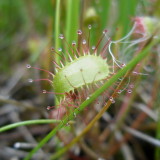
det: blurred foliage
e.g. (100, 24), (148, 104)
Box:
(0, 0), (151, 75)
(0, 0), (52, 73)
(0, 0), (160, 159)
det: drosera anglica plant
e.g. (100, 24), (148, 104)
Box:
(27, 20), (152, 120)
(24, 17), (160, 160)
(27, 27), (111, 120)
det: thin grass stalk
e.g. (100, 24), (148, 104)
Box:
(0, 119), (60, 132)
(55, 0), (61, 64)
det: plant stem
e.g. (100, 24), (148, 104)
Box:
(55, 0), (61, 64)
(0, 119), (60, 132)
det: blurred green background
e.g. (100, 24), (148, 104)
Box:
(0, 0), (160, 160)
(0, 0), (154, 75)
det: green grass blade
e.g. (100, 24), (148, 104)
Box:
(0, 119), (60, 133)
(65, 0), (80, 47)
(117, 0), (138, 36)
(99, 0), (110, 30)
(23, 37), (159, 160)
(55, 0), (61, 64)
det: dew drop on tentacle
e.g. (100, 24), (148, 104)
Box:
(58, 48), (62, 52)
(121, 63), (126, 67)
(14, 142), (21, 149)
(77, 29), (82, 35)
(118, 77), (123, 81)
(42, 90), (47, 94)
(73, 112), (76, 118)
(86, 96), (90, 100)
(26, 64), (31, 69)
(72, 41), (76, 46)
(51, 47), (54, 51)
(127, 89), (132, 94)
(111, 99), (115, 104)
(28, 79), (33, 83)
(132, 71), (138, 75)
(47, 106), (51, 110)
(88, 24), (92, 30)
(59, 34), (64, 39)
(82, 39), (87, 45)
(129, 84), (134, 88)
(103, 29), (108, 35)
(92, 46), (96, 50)
(117, 90), (122, 94)
(109, 96), (115, 103)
